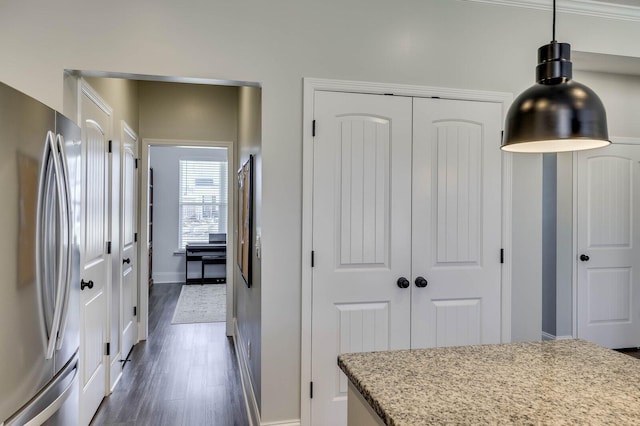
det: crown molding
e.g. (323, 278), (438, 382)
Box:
(462, 0), (640, 22)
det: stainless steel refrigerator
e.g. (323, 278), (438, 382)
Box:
(0, 82), (81, 425)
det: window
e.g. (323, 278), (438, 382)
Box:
(179, 159), (228, 249)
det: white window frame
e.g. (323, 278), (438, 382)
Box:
(178, 156), (228, 250)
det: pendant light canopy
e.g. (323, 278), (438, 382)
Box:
(501, 1), (610, 153)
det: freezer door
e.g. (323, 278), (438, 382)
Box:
(0, 82), (55, 423)
(3, 351), (79, 426)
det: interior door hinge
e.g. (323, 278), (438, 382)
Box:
(500, 248), (504, 264)
(107, 241), (112, 254)
(135, 158), (139, 169)
(311, 251), (315, 268)
(105, 342), (110, 356)
(310, 381), (313, 399)
(134, 232), (138, 242)
(133, 306), (137, 317)
(312, 120), (316, 137)
(108, 140), (112, 153)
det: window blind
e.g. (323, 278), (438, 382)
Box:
(179, 159), (228, 249)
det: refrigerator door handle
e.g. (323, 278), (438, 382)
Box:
(53, 134), (73, 351)
(36, 131), (58, 359)
(3, 353), (79, 426)
(42, 132), (67, 360)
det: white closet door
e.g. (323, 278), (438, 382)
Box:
(577, 143), (640, 349)
(79, 84), (111, 426)
(411, 98), (502, 349)
(311, 91), (413, 426)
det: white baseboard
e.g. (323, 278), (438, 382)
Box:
(234, 319), (261, 426)
(542, 332), (574, 341)
(233, 320), (301, 426)
(555, 335), (574, 340)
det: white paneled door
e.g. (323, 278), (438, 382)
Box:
(310, 92), (503, 426)
(577, 143), (640, 349)
(120, 123), (138, 367)
(79, 83), (111, 426)
(411, 98), (502, 348)
(311, 92), (413, 426)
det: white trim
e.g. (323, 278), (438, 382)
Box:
(462, 0), (640, 22)
(303, 77), (514, 103)
(542, 331), (555, 340)
(542, 332), (575, 340)
(572, 150), (579, 339)
(139, 138), (236, 339)
(301, 77), (514, 426)
(233, 320), (301, 426)
(235, 320), (259, 426)
(78, 79), (113, 123)
(612, 136), (640, 146)
(501, 151), (513, 344)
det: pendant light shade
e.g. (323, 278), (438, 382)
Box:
(501, 4), (610, 153)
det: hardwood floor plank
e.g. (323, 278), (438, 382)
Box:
(90, 283), (248, 426)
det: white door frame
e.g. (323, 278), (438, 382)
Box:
(300, 77), (514, 425)
(120, 120), (139, 352)
(138, 138), (236, 339)
(571, 136), (640, 339)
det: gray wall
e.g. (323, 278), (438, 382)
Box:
(138, 81), (238, 141)
(542, 154), (557, 337)
(3, 0), (640, 422)
(149, 146), (229, 283)
(236, 86), (262, 414)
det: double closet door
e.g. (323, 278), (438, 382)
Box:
(311, 91), (503, 426)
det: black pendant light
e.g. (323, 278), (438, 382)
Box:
(501, 0), (610, 153)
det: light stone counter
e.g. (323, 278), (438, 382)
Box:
(338, 339), (640, 425)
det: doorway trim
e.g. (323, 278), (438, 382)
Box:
(139, 138), (236, 339)
(300, 77), (513, 425)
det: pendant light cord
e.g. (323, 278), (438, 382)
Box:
(552, 0), (556, 42)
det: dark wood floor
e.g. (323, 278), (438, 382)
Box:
(617, 348), (640, 359)
(90, 283), (249, 426)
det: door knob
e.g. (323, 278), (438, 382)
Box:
(580, 254), (590, 262)
(81, 279), (94, 290)
(415, 276), (428, 288)
(123, 258), (131, 264)
(396, 277), (410, 289)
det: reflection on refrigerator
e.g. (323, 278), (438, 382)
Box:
(1, 82), (81, 426)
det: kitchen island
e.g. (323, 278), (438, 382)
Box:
(338, 339), (640, 425)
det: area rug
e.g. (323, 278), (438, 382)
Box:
(172, 284), (226, 324)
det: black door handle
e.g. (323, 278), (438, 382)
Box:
(580, 254), (590, 262)
(396, 277), (410, 289)
(415, 276), (428, 288)
(123, 258), (131, 264)
(81, 279), (94, 290)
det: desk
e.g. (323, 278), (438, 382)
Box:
(185, 243), (226, 284)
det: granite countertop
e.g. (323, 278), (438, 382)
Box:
(338, 339), (640, 425)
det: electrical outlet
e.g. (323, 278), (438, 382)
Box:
(248, 340), (251, 360)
